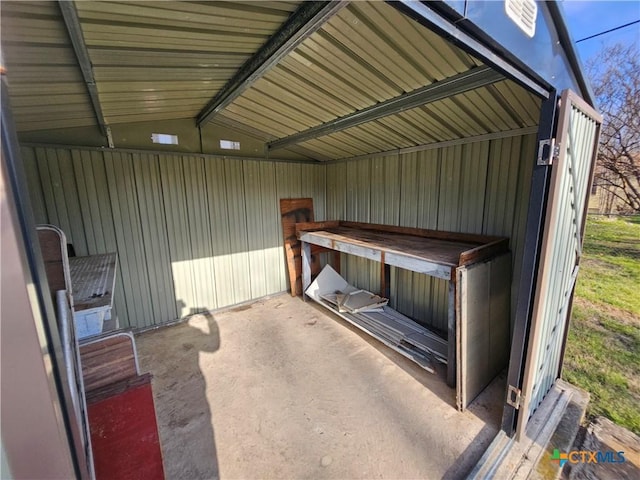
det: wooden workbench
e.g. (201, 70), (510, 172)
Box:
(297, 221), (511, 411)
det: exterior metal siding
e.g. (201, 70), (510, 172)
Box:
(527, 104), (599, 417)
(325, 134), (536, 333)
(23, 145), (326, 329)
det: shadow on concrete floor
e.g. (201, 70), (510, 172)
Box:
(137, 307), (220, 479)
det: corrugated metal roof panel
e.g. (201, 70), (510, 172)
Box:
(218, 1), (483, 141)
(1, 1), (97, 131)
(73, 0), (299, 125)
(218, 1), (541, 160)
(3, 0), (542, 158)
(293, 82), (541, 160)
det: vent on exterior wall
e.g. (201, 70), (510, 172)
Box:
(151, 133), (178, 145)
(220, 140), (240, 150)
(505, 0), (537, 38)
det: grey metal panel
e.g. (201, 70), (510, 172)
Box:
(482, 135), (538, 322)
(394, 153), (419, 318)
(506, 135), (536, 327)
(413, 150), (445, 331)
(71, 149), (126, 325)
(196, 1), (346, 126)
(70, 150), (98, 254)
(329, 162), (346, 220)
(457, 252), (512, 409)
(52, 149), (88, 255)
(267, 67), (504, 151)
(312, 164), (327, 221)
(435, 146), (465, 334)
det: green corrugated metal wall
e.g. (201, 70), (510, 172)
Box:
(24, 134), (534, 332)
(22, 145), (325, 329)
(326, 134), (537, 333)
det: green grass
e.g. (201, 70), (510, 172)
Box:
(563, 215), (640, 435)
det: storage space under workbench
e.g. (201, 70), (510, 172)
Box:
(297, 221), (512, 411)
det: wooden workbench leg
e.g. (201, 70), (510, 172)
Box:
(301, 241), (311, 299)
(380, 262), (390, 299)
(332, 251), (341, 274)
(447, 280), (456, 388)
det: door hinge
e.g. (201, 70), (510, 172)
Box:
(507, 385), (523, 409)
(537, 138), (559, 166)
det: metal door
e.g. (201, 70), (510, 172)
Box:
(515, 90), (602, 438)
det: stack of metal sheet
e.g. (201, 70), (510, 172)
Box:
(306, 265), (447, 372)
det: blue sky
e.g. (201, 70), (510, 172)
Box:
(559, 0), (640, 64)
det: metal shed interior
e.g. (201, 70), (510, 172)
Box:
(1, 1), (601, 477)
(2, 0), (543, 331)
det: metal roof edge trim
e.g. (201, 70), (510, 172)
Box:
(545, 2), (596, 108)
(19, 143), (320, 165)
(324, 126), (539, 164)
(391, 1), (550, 100)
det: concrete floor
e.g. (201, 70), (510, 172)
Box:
(137, 293), (505, 479)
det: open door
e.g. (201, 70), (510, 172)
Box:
(508, 90), (602, 439)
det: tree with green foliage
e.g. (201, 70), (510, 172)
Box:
(588, 44), (640, 213)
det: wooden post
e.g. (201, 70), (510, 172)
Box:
(380, 255), (390, 299)
(332, 251), (341, 274)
